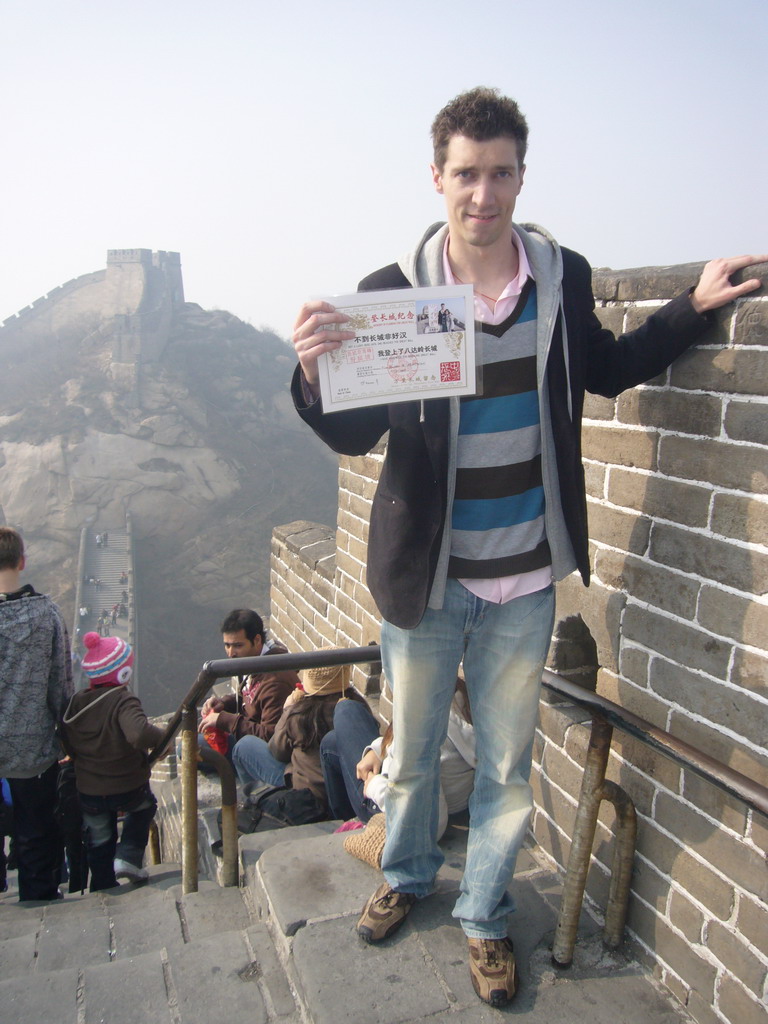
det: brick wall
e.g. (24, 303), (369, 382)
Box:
(269, 264), (767, 1023)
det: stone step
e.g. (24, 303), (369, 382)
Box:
(0, 822), (694, 1024)
(0, 863), (300, 1024)
(243, 822), (693, 1024)
(0, 866), (252, 979)
(0, 926), (300, 1024)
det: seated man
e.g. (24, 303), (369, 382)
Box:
(198, 609), (300, 760)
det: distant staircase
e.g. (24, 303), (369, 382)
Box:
(76, 527), (133, 688)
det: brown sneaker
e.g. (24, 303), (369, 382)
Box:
(467, 937), (518, 1007)
(356, 883), (417, 943)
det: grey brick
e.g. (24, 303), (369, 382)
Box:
(670, 346), (768, 397)
(597, 672), (671, 730)
(734, 297), (768, 346)
(668, 713), (768, 790)
(649, 659), (767, 749)
(655, 793), (767, 900)
(681, 770), (749, 836)
(584, 392), (617, 420)
(584, 460), (607, 498)
(619, 645), (650, 688)
(736, 894), (768, 952)
(607, 467), (711, 528)
(594, 549), (699, 618)
(668, 890), (705, 944)
(588, 502), (652, 555)
(698, 584), (768, 649)
(593, 303), (626, 334)
(687, 988), (728, 1024)
(658, 433), (768, 495)
(649, 520), (768, 595)
(711, 493), (768, 547)
(706, 919), (766, 997)
(167, 929), (268, 1024)
(717, 974), (768, 1024)
(622, 604), (731, 678)
(593, 264), (706, 303)
(290, 915), (451, 1024)
(612, 730), (682, 794)
(554, 575), (626, 673)
(0, 966), (79, 1024)
(627, 899), (717, 1002)
(724, 398), (768, 445)
(83, 950), (172, 1024)
(582, 423), (658, 470)
(617, 388), (722, 437)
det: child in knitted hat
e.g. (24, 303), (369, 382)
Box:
(61, 632), (165, 890)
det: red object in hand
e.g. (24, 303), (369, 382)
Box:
(202, 727), (229, 755)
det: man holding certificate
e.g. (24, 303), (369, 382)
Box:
(290, 87), (765, 1008)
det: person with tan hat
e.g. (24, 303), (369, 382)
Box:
(232, 657), (370, 817)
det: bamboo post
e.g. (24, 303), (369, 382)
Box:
(147, 820), (161, 865)
(601, 780), (637, 948)
(198, 746), (239, 888)
(180, 706), (199, 894)
(552, 715), (613, 966)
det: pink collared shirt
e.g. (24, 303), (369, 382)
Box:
(443, 230), (553, 604)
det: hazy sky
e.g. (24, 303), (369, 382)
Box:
(2, 0), (766, 338)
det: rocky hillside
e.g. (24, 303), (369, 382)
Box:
(0, 302), (339, 714)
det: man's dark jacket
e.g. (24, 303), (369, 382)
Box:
(292, 227), (711, 629)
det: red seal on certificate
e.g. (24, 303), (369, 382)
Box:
(387, 354), (418, 383)
(440, 361), (461, 382)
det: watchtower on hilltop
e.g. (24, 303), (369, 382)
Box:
(0, 248), (185, 368)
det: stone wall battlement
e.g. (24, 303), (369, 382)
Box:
(0, 249), (184, 366)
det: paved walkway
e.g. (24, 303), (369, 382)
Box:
(76, 528), (131, 686)
(0, 817), (693, 1024)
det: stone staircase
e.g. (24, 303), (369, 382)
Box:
(80, 528), (131, 642)
(0, 863), (297, 1024)
(0, 821), (695, 1024)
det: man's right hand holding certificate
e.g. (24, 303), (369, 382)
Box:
(292, 299), (355, 400)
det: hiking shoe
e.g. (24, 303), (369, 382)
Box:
(467, 937), (518, 1007)
(114, 858), (148, 883)
(357, 883), (417, 943)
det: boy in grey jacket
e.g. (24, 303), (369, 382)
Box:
(0, 526), (73, 901)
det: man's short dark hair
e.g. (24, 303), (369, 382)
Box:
(0, 527), (24, 571)
(431, 87), (529, 171)
(220, 608), (265, 643)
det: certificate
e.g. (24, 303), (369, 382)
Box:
(317, 284), (476, 412)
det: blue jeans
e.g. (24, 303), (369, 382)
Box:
(320, 699), (381, 821)
(381, 579), (555, 939)
(79, 784), (157, 891)
(232, 736), (286, 788)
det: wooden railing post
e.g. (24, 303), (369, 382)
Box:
(180, 705), (199, 894)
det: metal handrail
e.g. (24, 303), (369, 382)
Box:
(148, 645), (768, 910)
(540, 667), (768, 966)
(148, 645), (382, 767)
(540, 668), (768, 817)
(150, 645), (383, 892)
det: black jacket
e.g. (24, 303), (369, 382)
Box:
(292, 245), (710, 628)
